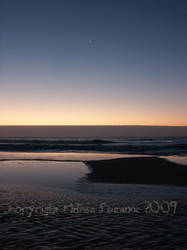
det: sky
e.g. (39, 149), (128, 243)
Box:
(0, 0), (187, 126)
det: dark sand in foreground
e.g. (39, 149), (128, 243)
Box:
(0, 183), (187, 249)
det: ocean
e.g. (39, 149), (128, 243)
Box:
(0, 136), (187, 155)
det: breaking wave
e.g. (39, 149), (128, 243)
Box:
(0, 136), (187, 155)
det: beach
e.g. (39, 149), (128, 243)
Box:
(2, 0), (187, 247)
(1, 0), (187, 247)
(0, 152), (187, 249)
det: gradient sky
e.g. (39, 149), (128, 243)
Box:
(1, 0), (187, 125)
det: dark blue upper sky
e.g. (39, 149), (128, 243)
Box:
(1, 0), (187, 125)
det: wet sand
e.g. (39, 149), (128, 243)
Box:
(86, 157), (187, 186)
(0, 157), (187, 249)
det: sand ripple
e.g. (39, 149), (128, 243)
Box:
(0, 184), (187, 249)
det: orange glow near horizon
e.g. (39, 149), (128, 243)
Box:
(1, 106), (187, 126)
(1, 79), (187, 127)
(1, 71), (187, 127)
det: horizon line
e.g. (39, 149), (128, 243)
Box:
(1, 125), (187, 127)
